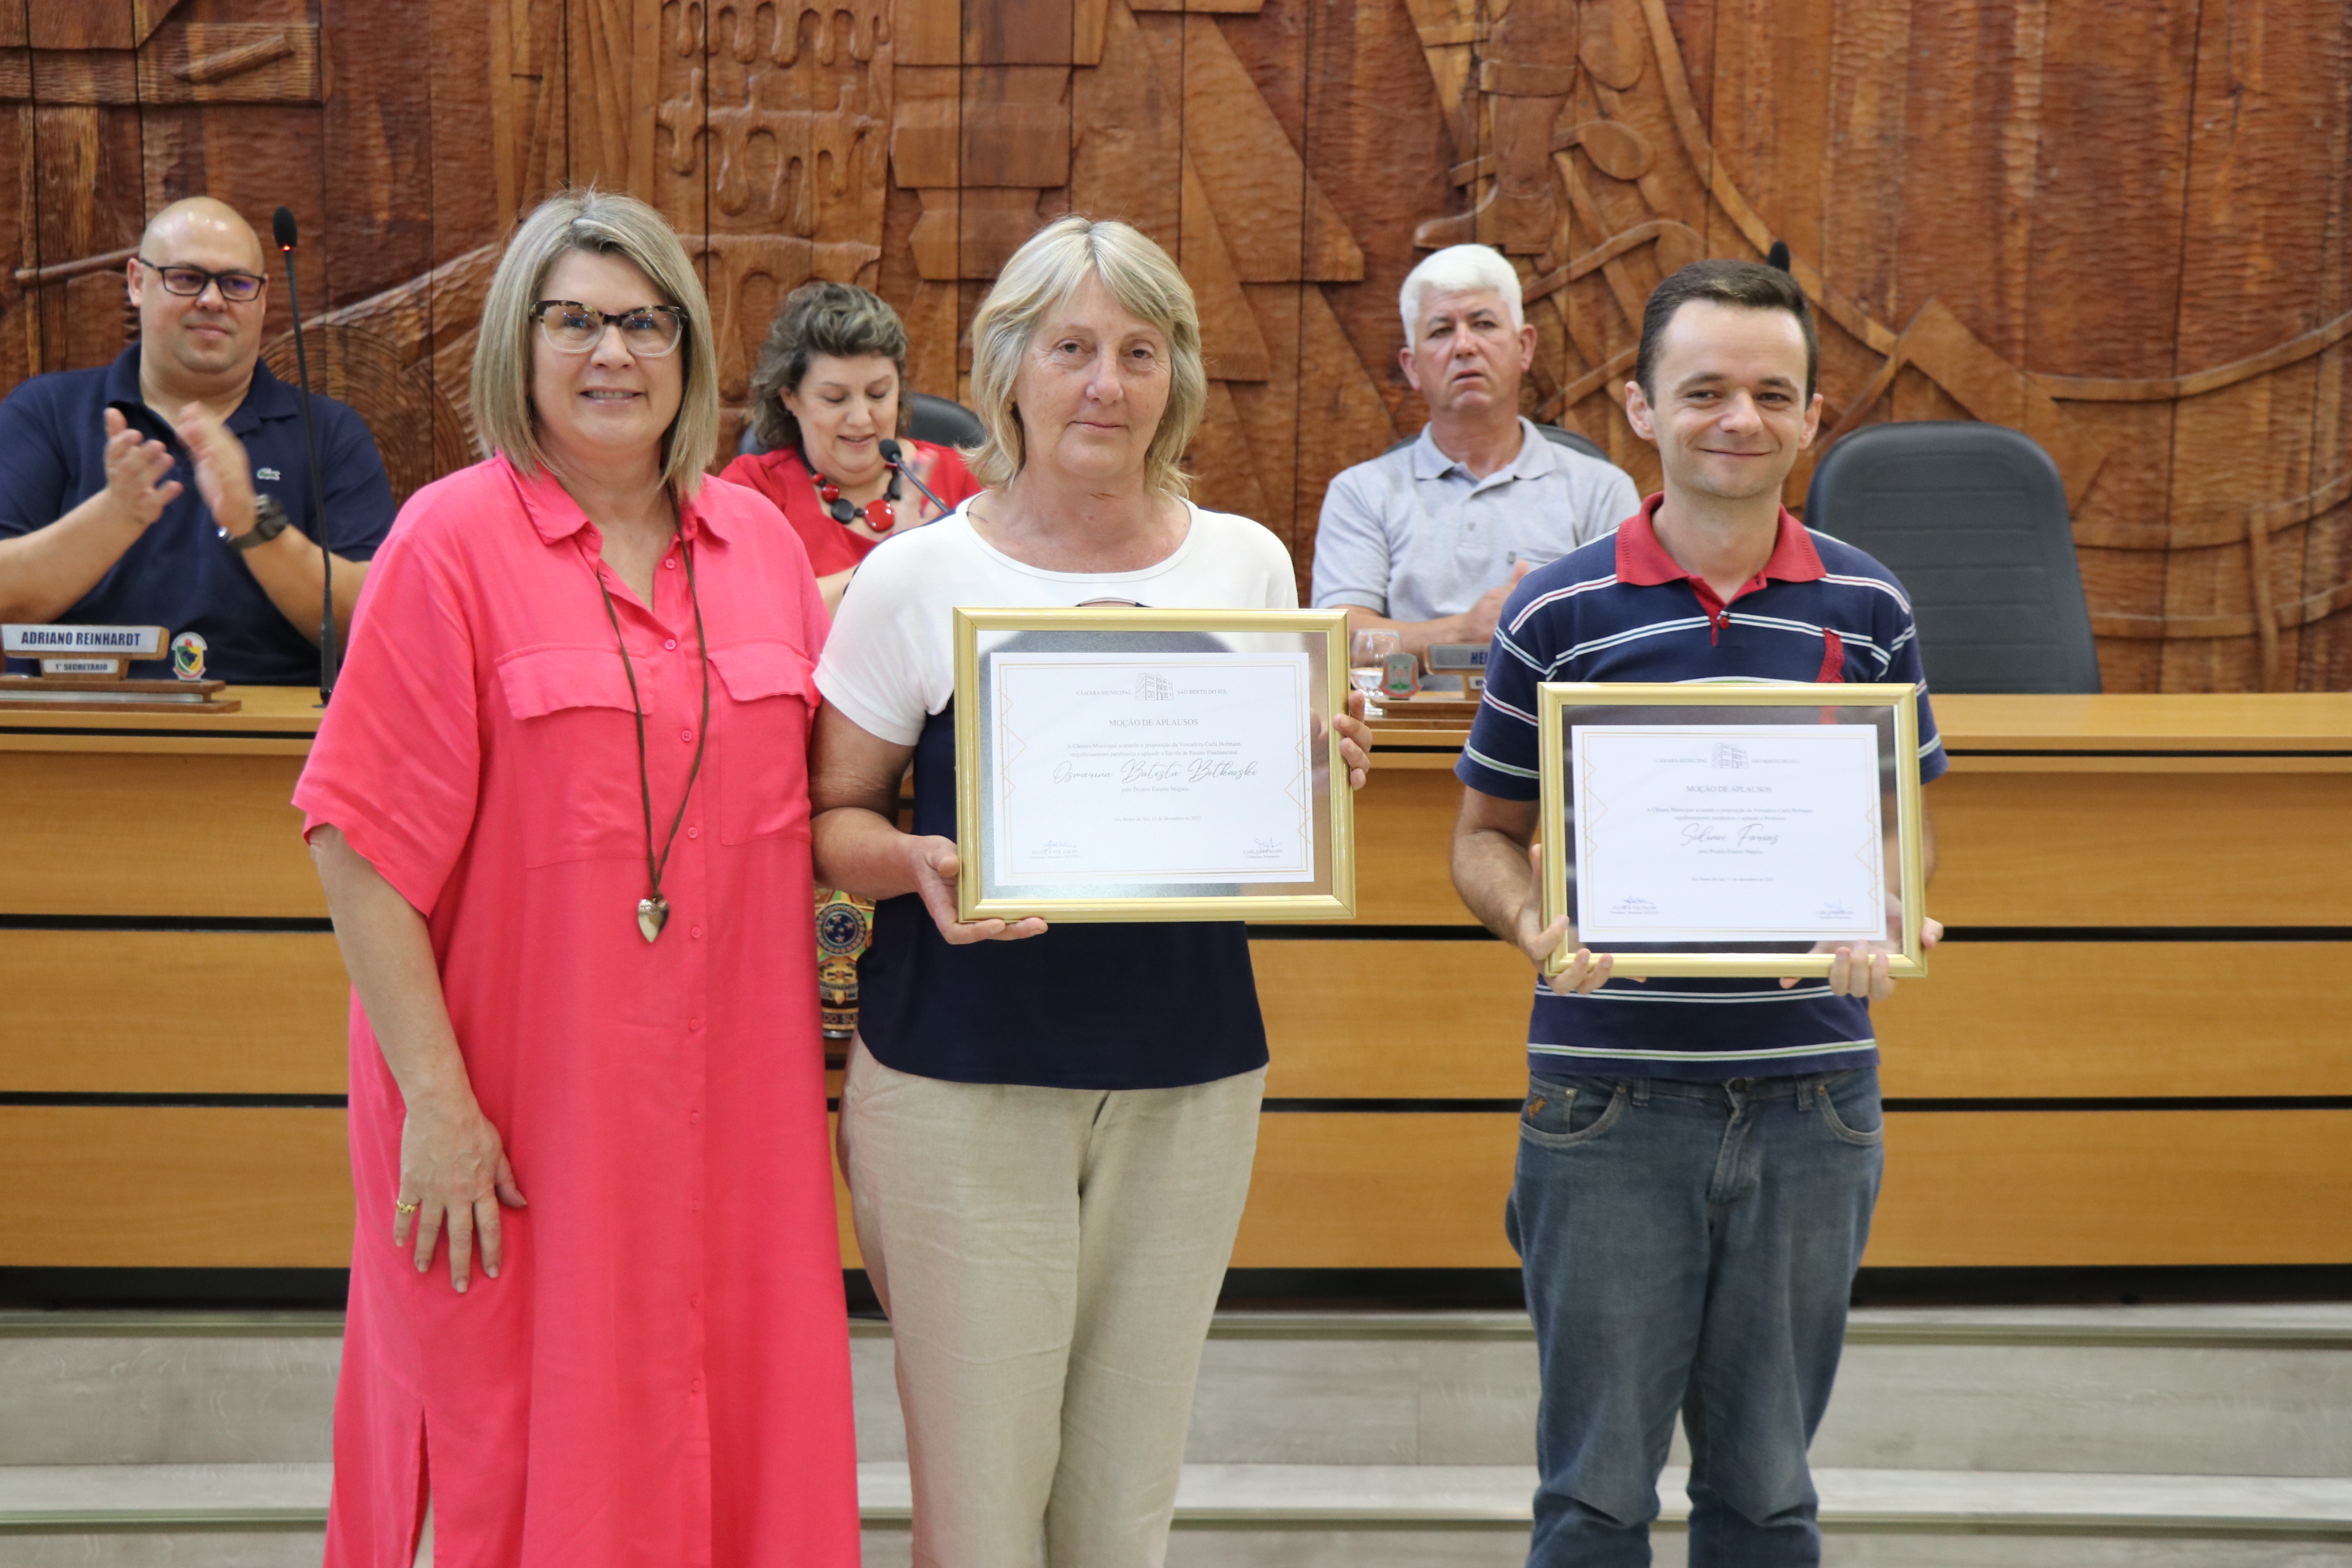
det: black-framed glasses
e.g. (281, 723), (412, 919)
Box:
(532, 300), (687, 357)
(135, 257), (266, 303)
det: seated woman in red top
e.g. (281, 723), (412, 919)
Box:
(719, 281), (981, 613)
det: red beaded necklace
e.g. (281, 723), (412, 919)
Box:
(808, 454), (903, 534)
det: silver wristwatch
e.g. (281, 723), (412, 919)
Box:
(221, 493), (291, 552)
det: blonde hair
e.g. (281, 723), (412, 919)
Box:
(470, 188), (719, 492)
(967, 215), (1204, 498)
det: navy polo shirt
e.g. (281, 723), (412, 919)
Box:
(1457, 494), (1948, 1083)
(0, 345), (395, 684)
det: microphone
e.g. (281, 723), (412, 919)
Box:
(1766, 239), (1792, 273)
(879, 438), (951, 518)
(273, 205), (336, 703)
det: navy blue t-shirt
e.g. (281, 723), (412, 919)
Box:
(818, 501), (1296, 1091)
(1456, 496), (1947, 1084)
(0, 345), (396, 683)
(854, 699), (1272, 1090)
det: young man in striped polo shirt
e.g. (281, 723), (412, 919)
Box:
(1451, 258), (1946, 1567)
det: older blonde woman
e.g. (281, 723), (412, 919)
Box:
(810, 215), (1372, 1567)
(294, 190), (856, 1566)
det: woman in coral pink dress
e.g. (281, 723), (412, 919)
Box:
(294, 190), (858, 1566)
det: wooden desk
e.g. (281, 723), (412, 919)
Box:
(4, 692), (2348, 1273)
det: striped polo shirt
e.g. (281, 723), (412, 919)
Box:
(1455, 493), (1949, 1083)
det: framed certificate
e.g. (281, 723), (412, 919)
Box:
(952, 607), (1356, 922)
(1536, 683), (1930, 978)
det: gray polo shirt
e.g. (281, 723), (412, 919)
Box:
(1310, 419), (1640, 624)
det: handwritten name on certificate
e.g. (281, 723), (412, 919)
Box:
(991, 651), (1316, 884)
(1571, 724), (1886, 943)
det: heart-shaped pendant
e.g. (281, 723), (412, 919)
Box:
(637, 895), (669, 942)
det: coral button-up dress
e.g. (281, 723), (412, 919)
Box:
(293, 454), (857, 1568)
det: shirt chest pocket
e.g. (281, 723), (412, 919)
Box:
(708, 641), (816, 846)
(496, 647), (649, 869)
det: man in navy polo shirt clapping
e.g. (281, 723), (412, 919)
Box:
(1451, 258), (1946, 1567)
(0, 197), (394, 684)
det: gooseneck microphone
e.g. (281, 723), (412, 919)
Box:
(273, 205), (336, 703)
(878, 438), (951, 518)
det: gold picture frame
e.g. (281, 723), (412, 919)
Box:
(952, 607), (1357, 923)
(1536, 682), (1930, 979)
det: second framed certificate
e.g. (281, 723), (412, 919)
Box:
(1537, 682), (1931, 979)
(953, 607), (1356, 923)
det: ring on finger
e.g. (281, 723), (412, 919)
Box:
(395, 1199), (420, 1216)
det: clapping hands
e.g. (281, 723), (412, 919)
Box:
(98, 408), (183, 530)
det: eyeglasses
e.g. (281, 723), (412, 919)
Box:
(532, 300), (687, 357)
(135, 257), (266, 303)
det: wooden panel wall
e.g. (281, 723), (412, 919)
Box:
(7, 722), (2347, 1272)
(2, 0), (2347, 688)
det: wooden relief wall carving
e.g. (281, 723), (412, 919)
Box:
(4, 0), (2346, 690)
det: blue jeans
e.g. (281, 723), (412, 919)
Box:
(1506, 1067), (1885, 1568)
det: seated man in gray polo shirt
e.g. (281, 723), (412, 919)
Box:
(1312, 244), (1639, 654)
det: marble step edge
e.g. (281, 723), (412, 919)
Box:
(1193, 1306), (2352, 1350)
(7, 1465), (2352, 1541)
(0, 1312), (342, 1340)
(0, 1508), (324, 1534)
(9, 1306), (2352, 1350)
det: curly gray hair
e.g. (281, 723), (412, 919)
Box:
(748, 281), (910, 455)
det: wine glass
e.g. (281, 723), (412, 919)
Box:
(1351, 629), (1403, 718)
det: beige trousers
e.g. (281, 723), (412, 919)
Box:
(839, 1039), (1265, 1568)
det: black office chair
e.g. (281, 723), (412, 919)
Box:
(1382, 422), (1611, 462)
(1804, 421), (2101, 693)
(737, 391), (987, 456)
(906, 391), (986, 449)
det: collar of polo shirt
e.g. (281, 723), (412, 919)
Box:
(1408, 415), (1559, 488)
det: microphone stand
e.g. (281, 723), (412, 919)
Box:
(879, 438), (951, 517)
(274, 213), (335, 703)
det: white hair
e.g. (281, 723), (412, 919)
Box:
(1398, 244), (1525, 348)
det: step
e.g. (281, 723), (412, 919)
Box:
(10, 1306), (2350, 1479)
(0, 1463), (329, 1568)
(1161, 1306), (2352, 1477)
(1822, 1306), (2352, 1481)
(861, 1307), (2352, 1477)
(0, 1312), (339, 1467)
(6, 1462), (2350, 1568)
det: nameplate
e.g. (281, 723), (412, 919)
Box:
(1425, 642), (1489, 698)
(2, 624), (169, 658)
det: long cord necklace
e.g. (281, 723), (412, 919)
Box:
(808, 454), (902, 533)
(595, 530), (710, 942)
